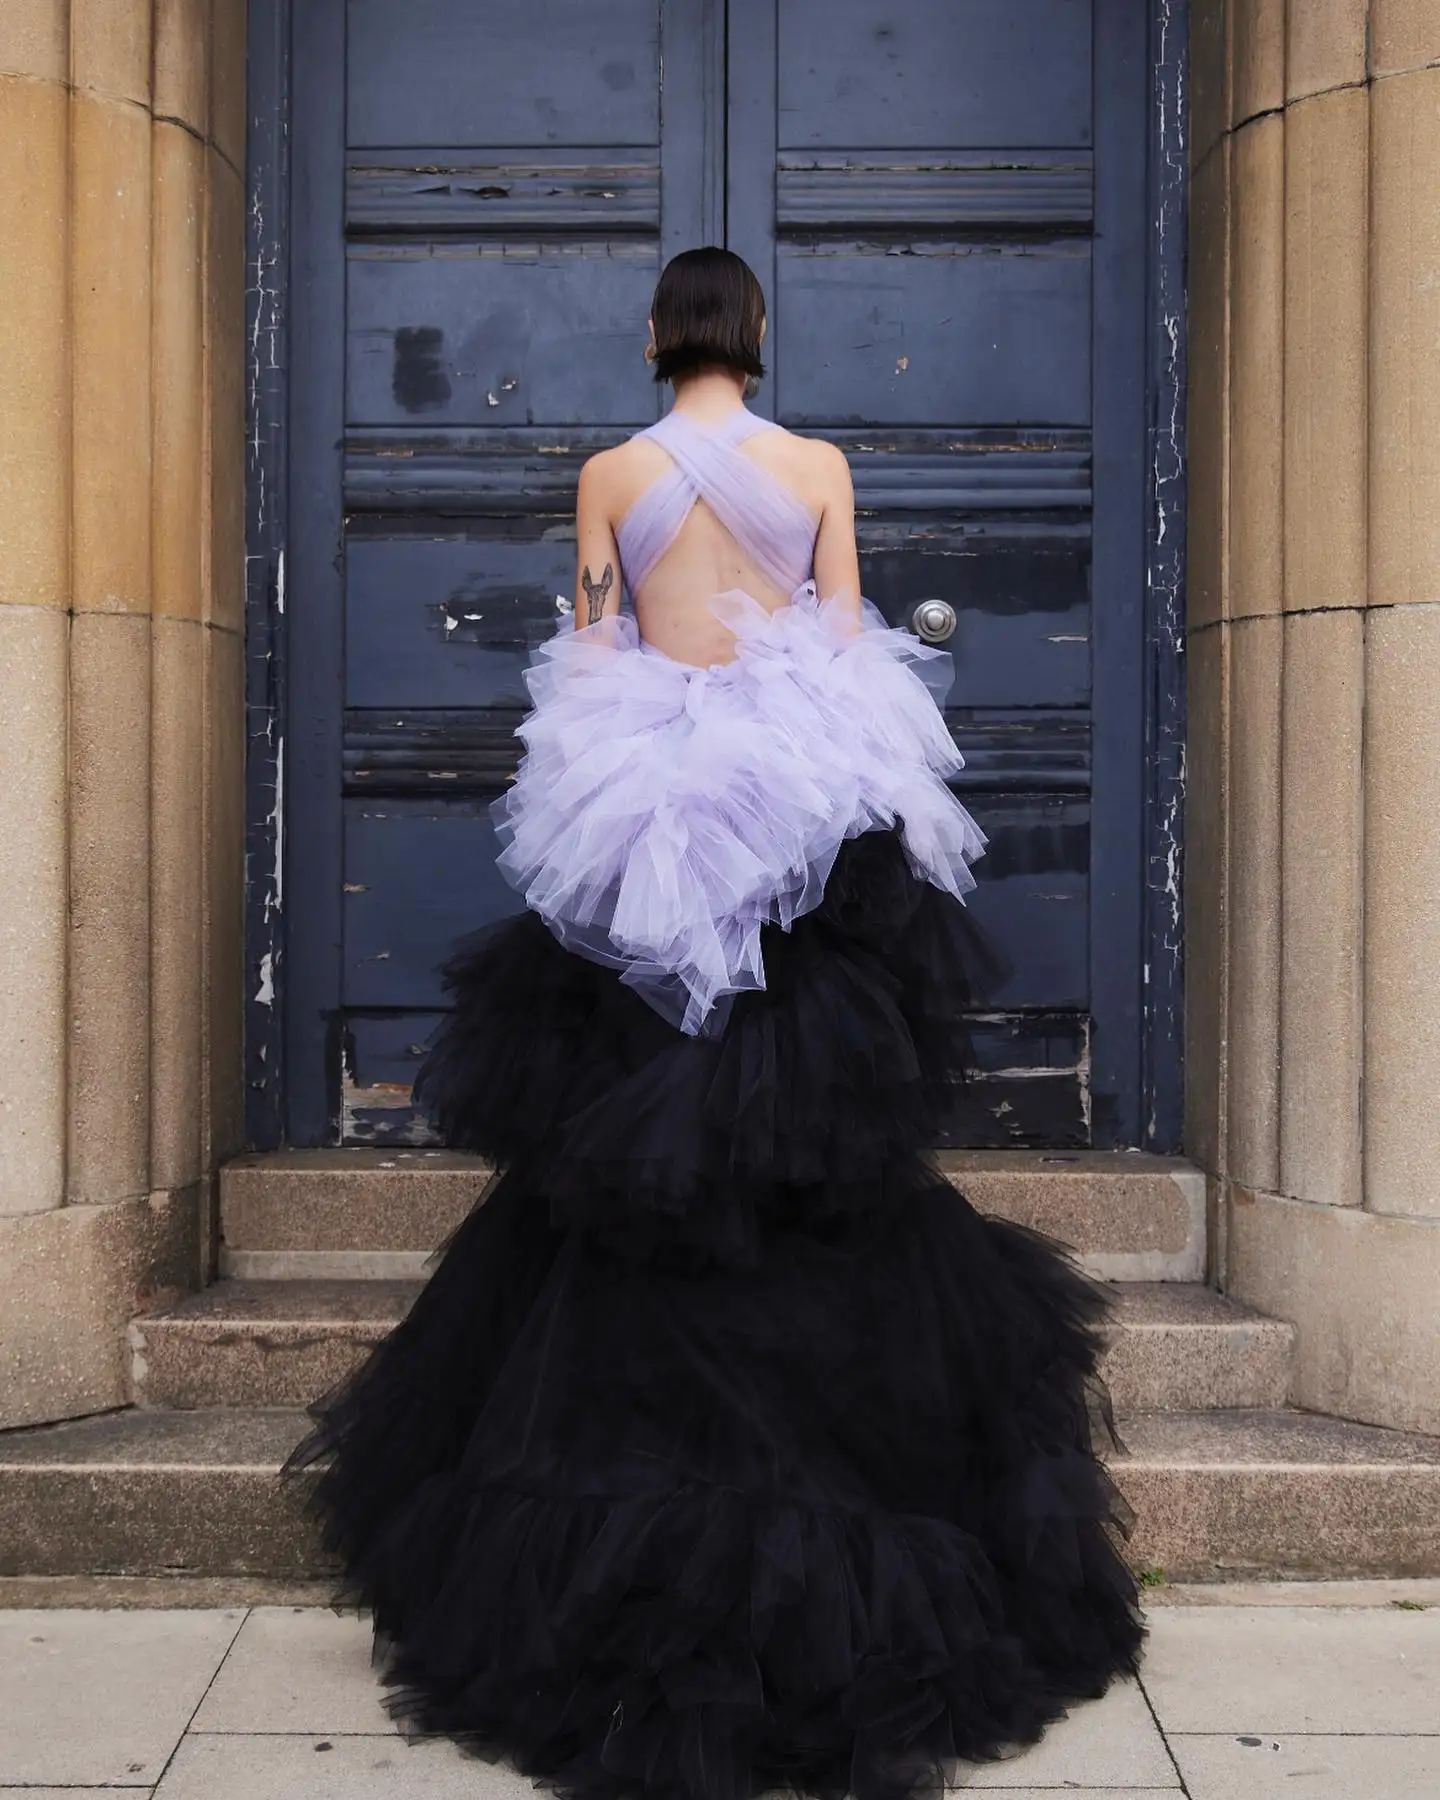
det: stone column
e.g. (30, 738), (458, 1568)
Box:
(1188, 0), (1440, 1435)
(0, 0), (246, 1429)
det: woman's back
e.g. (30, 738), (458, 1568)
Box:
(583, 407), (857, 667)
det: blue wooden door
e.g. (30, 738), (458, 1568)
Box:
(274, 0), (1169, 1150)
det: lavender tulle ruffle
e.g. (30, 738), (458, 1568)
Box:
(493, 584), (987, 1034)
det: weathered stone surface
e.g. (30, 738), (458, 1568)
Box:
(0, 1), (68, 81)
(1227, 1184), (1440, 1436)
(71, 90), (152, 615)
(70, 0), (152, 107)
(204, 625), (247, 1173)
(220, 1151), (491, 1260)
(1173, 1734), (1440, 1797)
(1187, 145), (1230, 630)
(0, 1574), (334, 1609)
(67, 611), (152, 1206)
(0, 75), (68, 611)
(219, 1151), (1208, 1284)
(1190, 0), (1231, 172)
(1369, 67), (1440, 610)
(1115, 1408), (1440, 1581)
(946, 1153), (1206, 1282)
(0, 0), (271, 1442)
(1142, 1602), (1440, 1731)
(152, 123), (206, 624)
(1224, 615), (1283, 1192)
(188, 1606), (394, 1735)
(1363, 606), (1440, 1219)
(7, 1402), (1440, 1579)
(0, 1608), (244, 1788)
(1146, 1577), (1440, 1607)
(0, 1189), (200, 1430)
(209, 0), (247, 172)
(222, 1249), (437, 1280)
(1205, 1171), (1226, 1292)
(0, 607), (67, 1218)
(1371, 0), (1440, 71)
(0, 1408), (321, 1577)
(163, 1734), (549, 1800)
(1104, 1285), (1293, 1412)
(1286, 0), (1368, 99)
(1184, 624), (1228, 1175)
(153, 0), (209, 138)
(132, 1279), (1291, 1413)
(1228, 115), (1285, 619)
(150, 618), (206, 1194)
(206, 151), (246, 632)
(1279, 609), (1363, 1208)
(1231, 0), (1284, 124)
(1283, 87), (1368, 613)
(132, 1280), (420, 1408)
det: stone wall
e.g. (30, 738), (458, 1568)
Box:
(0, 0), (246, 1427)
(1187, 0), (1440, 1434)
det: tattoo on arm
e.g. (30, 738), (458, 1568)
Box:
(581, 562), (614, 625)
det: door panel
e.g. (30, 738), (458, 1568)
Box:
(280, 0), (1159, 1150)
(346, 534), (573, 710)
(861, 527), (1092, 710)
(347, 244), (660, 426)
(776, 244), (1092, 426)
(776, 0), (1092, 149)
(346, 0), (661, 148)
(345, 806), (510, 1010)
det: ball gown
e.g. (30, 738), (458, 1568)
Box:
(287, 404), (1145, 1800)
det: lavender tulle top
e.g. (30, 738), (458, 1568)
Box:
(492, 405), (987, 1035)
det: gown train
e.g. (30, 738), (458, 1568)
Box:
(286, 405), (1145, 1800)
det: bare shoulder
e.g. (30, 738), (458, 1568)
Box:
(806, 436), (854, 500)
(577, 436), (670, 524)
(748, 425), (851, 512)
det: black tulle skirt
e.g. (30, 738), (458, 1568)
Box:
(288, 830), (1144, 1800)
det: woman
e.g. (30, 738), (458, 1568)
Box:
(290, 247), (1144, 1800)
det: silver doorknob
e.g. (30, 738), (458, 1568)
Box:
(911, 598), (956, 643)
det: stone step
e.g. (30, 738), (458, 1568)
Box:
(0, 1409), (321, 1581)
(1104, 1284), (1294, 1412)
(129, 1279), (1294, 1415)
(129, 1281), (418, 1412)
(219, 1148), (1207, 1283)
(1114, 1409), (1440, 1581)
(3, 1404), (1437, 1581)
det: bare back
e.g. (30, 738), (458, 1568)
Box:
(573, 408), (862, 668)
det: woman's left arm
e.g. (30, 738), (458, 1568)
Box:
(811, 442), (863, 631)
(574, 454), (624, 630)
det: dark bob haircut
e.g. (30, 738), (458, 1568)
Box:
(649, 246), (766, 386)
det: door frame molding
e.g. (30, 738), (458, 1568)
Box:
(242, 0), (1189, 1152)
(243, 0), (291, 1149)
(1141, 0), (1189, 1151)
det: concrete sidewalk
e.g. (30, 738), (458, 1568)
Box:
(1, 1591), (1437, 1799)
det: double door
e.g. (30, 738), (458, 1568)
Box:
(275, 0), (1163, 1149)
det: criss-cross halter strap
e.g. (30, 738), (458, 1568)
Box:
(615, 406), (821, 601)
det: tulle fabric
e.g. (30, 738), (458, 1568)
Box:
(289, 832), (1145, 1800)
(418, 829), (1003, 1259)
(615, 404), (818, 598)
(493, 585), (987, 1035)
